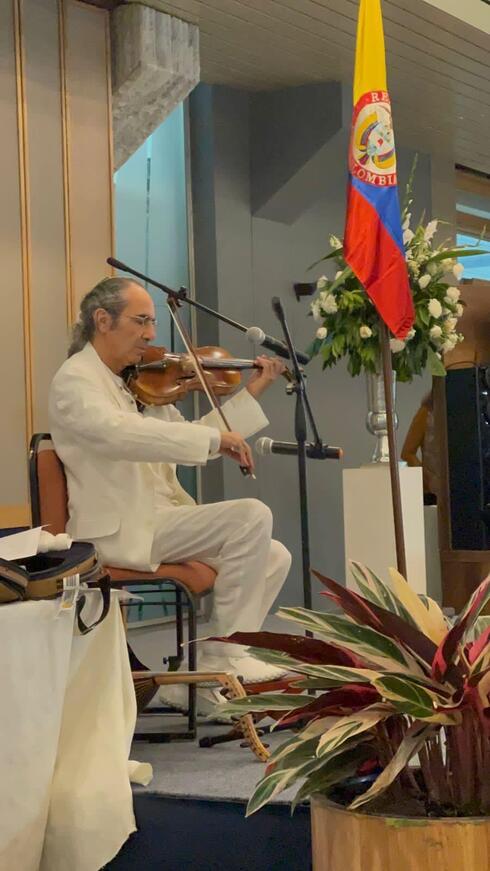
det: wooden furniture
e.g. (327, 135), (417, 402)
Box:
(132, 669), (270, 761)
(311, 794), (490, 870)
(433, 280), (490, 610)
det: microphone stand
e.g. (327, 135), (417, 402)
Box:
(271, 297), (334, 612)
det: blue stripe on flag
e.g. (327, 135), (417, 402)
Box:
(351, 176), (405, 255)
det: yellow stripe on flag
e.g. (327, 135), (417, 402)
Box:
(353, 0), (387, 105)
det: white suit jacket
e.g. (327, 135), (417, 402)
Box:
(48, 343), (269, 570)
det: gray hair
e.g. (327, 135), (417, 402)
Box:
(68, 277), (135, 357)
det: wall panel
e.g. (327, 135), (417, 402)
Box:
(0, 0), (113, 527)
(64, 0), (113, 310)
(23, 0), (68, 433)
(0, 0), (29, 524)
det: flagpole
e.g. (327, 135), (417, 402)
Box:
(379, 319), (407, 578)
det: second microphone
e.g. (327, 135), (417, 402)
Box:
(255, 437), (342, 461)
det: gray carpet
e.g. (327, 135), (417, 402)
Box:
(131, 717), (298, 804)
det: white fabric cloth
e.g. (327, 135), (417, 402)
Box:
(150, 499), (291, 661)
(0, 593), (139, 871)
(49, 342), (269, 571)
(38, 531), (72, 552)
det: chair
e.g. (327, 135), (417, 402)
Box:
(28, 433), (217, 741)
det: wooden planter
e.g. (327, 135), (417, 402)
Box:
(311, 794), (490, 870)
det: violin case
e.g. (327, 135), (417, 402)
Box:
(0, 541), (111, 634)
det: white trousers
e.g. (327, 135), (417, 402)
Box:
(150, 498), (291, 662)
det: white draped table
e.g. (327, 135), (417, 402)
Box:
(0, 592), (140, 871)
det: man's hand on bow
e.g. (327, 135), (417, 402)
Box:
(219, 431), (255, 473)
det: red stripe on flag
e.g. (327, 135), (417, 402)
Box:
(344, 184), (414, 339)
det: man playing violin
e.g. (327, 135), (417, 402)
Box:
(49, 277), (291, 714)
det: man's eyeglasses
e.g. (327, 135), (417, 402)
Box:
(123, 314), (158, 328)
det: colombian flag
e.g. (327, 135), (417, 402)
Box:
(343, 0), (414, 339)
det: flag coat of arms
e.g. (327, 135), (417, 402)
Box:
(343, 0), (414, 339)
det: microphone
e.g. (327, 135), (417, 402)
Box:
(255, 437), (343, 461)
(245, 326), (310, 365)
(107, 256), (130, 272)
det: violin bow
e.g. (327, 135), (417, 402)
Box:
(165, 296), (255, 479)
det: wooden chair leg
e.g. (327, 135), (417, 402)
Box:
(133, 671), (270, 761)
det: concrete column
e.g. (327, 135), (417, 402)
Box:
(111, 3), (199, 168)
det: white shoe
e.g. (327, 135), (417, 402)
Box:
(227, 655), (290, 685)
(198, 653), (290, 685)
(158, 683), (231, 721)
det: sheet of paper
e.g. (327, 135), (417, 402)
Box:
(0, 527), (43, 561)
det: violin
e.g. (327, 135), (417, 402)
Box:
(124, 344), (293, 407)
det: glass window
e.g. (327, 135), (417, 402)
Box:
(114, 105), (199, 627)
(456, 234), (490, 281)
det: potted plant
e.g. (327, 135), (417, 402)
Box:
(216, 563), (490, 869)
(305, 170), (483, 462)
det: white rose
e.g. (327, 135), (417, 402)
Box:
(329, 235), (342, 250)
(445, 317), (458, 332)
(428, 262), (442, 277)
(445, 286), (460, 302)
(316, 275), (328, 290)
(322, 295), (338, 314)
(442, 337), (458, 353)
(456, 303), (464, 317)
(403, 229), (415, 245)
(428, 298), (443, 318)
(311, 300), (323, 322)
(458, 333), (465, 343)
(390, 338), (405, 353)
(406, 328), (416, 340)
(316, 327), (327, 340)
(359, 325), (373, 339)
(418, 274), (431, 289)
(430, 325), (442, 339)
(453, 262), (464, 280)
(424, 220), (438, 242)
(441, 258), (455, 270)
(335, 270), (343, 280)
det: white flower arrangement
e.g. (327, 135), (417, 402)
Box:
(306, 166), (482, 382)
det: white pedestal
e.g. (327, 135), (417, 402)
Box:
(343, 465), (426, 595)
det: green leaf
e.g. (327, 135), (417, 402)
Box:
(329, 266), (353, 293)
(268, 717), (337, 767)
(246, 768), (299, 816)
(267, 735), (321, 773)
(373, 675), (436, 719)
(349, 721), (434, 810)
(428, 248), (486, 262)
(249, 737), (370, 816)
(308, 248), (345, 271)
(349, 561), (417, 627)
(305, 338), (322, 359)
(332, 334), (345, 357)
(244, 648), (377, 685)
(427, 346), (446, 377)
(316, 703), (393, 758)
(214, 692), (309, 720)
(278, 607), (415, 672)
(290, 677), (349, 690)
(290, 744), (372, 812)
